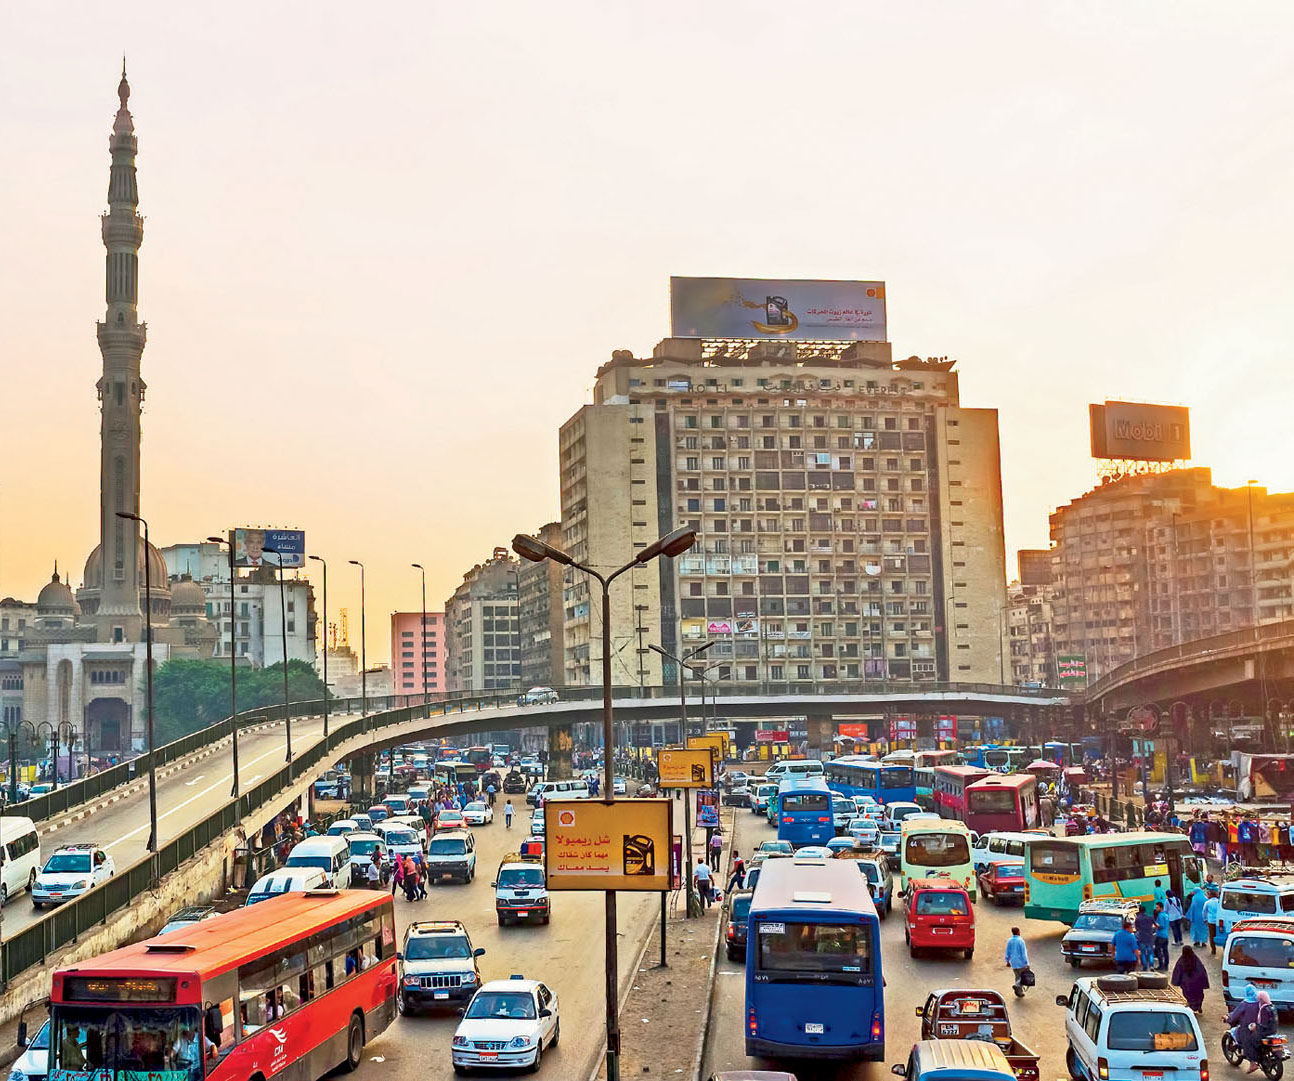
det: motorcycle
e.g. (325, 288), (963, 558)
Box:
(1222, 1029), (1288, 1081)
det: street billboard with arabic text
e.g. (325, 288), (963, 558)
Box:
(231, 527), (306, 568)
(657, 748), (714, 789)
(543, 798), (673, 892)
(671, 277), (887, 342)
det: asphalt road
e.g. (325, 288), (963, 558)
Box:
(703, 806), (1256, 1080)
(348, 800), (658, 1081)
(1, 712), (349, 940)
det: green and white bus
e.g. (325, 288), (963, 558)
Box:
(1024, 832), (1205, 925)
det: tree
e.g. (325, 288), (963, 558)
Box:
(151, 659), (326, 746)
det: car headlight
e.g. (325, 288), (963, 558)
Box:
(74, 879), (91, 890)
(507, 1036), (532, 1049)
(403, 976), (419, 986)
(462, 972), (478, 984)
(451, 1036), (469, 1047)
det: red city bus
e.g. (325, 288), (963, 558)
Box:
(963, 773), (1040, 835)
(49, 890), (396, 1081)
(465, 746), (493, 773)
(933, 765), (992, 821)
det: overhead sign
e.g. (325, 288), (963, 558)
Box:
(671, 276), (887, 342)
(837, 722), (871, 740)
(543, 798), (673, 892)
(1089, 401), (1190, 462)
(1017, 549), (1053, 586)
(657, 748), (714, 789)
(231, 528), (307, 568)
(755, 729), (789, 743)
(1057, 654), (1088, 689)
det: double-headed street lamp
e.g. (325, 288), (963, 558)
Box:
(512, 525), (696, 1081)
(309, 555), (329, 739)
(348, 561), (367, 717)
(262, 546), (293, 762)
(411, 563), (428, 708)
(115, 511), (158, 870)
(206, 535), (242, 797)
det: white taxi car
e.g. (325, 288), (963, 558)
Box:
(463, 801), (494, 826)
(32, 843), (114, 908)
(451, 976), (559, 1073)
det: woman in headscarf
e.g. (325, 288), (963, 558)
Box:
(1185, 887), (1208, 947)
(1170, 945), (1209, 1012)
(1227, 985), (1278, 1072)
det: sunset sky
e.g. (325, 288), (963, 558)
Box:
(4, 3), (1293, 666)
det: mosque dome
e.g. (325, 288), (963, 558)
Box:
(82, 541), (170, 593)
(170, 576), (208, 616)
(37, 569), (77, 615)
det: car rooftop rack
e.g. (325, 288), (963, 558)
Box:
(1095, 985), (1188, 1005)
(1230, 865), (1294, 880)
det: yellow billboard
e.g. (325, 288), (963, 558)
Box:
(657, 748), (714, 789)
(686, 733), (727, 761)
(544, 798), (674, 892)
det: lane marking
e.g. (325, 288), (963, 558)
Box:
(184, 776), (206, 787)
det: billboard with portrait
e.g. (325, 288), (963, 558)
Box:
(671, 277), (887, 341)
(232, 528), (307, 568)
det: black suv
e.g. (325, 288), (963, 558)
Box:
(397, 920), (486, 1013)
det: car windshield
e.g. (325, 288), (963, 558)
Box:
(327, 824), (354, 836)
(44, 854), (91, 874)
(348, 839), (379, 856)
(916, 891), (969, 916)
(285, 855), (332, 872)
(465, 992), (535, 1020)
(1228, 935), (1294, 968)
(1224, 890), (1278, 914)
(880, 833), (900, 846)
(429, 838), (466, 855)
(52, 1005), (205, 1081)
(465, 803), (486, 812)
(761, 842), (792, 854)
(32, 1021), (49, 1051)
(384, 830), (418, 845)
(405, 935), (471, 960)
(1106, 1010), (1198, 1051)
(500, 867), (545, 887)
(731, 895), (753, 921)
(1074, 913), (1126, 932)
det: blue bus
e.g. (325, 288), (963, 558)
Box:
(745, 855), (885, 1060)
(824, 757), (917, 806)
(775, 777), (835, 846)
(963, 744), (1025, 772)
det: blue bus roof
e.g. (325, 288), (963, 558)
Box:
(750, 855), (877, 918)
(776, 775), (831, 793)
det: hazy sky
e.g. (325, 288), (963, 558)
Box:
(4, 3), (1293, 666)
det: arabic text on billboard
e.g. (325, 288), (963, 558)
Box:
(670, 277), (887, 342)
(1058, 654), (1088, 688)
(543, 798), (672, 892)
(231, 528), (306, 568)
(755, 729), (789, 743)
(657, 748), (714, 789)
(1089, 401), (1190, 463)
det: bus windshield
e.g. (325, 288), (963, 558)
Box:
(755, 921), (872, 981)
(905, 833), (970, 867)
(968, 789), (1017, 814)
(52, 1004), (204, 1081)
(881, 768), (913, 788)
(985, 750), (1009, 768)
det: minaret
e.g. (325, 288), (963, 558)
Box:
(94, 60), (147, 642)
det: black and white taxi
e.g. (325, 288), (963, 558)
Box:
(451, 975), (559, 1073)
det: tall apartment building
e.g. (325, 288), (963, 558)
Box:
(1048, 468), (1294, 681)
(517, 522), (566, 688)
(559, 337), (1008, 686)
(390, 610), (445, 697)
(444, 549), (519, 692)
(1006, 580), (1059, 686)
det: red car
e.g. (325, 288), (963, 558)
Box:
(435, 808), (466, 832)
(905, 878), (975, 959)
(977, 860), (1026, 906)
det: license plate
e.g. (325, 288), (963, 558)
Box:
(516, 910), (529, 917)
(1255, 979), (1278, 987)
(479, 1052), (497, 1059)
(1142, 1072), (1163, 1077)
(805, 1023), (824, 1034)
(1011, 886), (1023, 891)
(434, 992), (448, 1000)
(933, 927), (952, 934)
(1082, 945), (1099, 952)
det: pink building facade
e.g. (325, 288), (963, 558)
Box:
(390, 610), (445, 697)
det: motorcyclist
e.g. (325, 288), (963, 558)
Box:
(1227, 985), (1279, 1073)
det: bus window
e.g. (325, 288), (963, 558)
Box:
(905, 832), (969, 867)
(1029, 842), (1080, 875)
(757, 922), (872, 976)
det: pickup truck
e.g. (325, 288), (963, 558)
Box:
(915, 988), (1040, 1081)
(492, 853), (550, 926)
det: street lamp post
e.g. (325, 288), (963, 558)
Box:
(349, 561), (367, 717)
(309, 556), (329, 740)
(1248, 479), (1259, 628)
(411, 564), (428, 709)
(115, 512), (158, 871)
(207, 536), (242, 797)
(513, 525), (696, 1081)
(648, 640), (713, 919)
(262, 546), (293, 763)
(35, 722), (55, 790)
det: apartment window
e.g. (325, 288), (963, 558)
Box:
(711, 456), (725, 470)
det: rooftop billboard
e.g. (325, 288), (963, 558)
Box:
(1089, 401), (1190, 462)
(231, 528), (306, 568)
(670, 276), (887, 342)
(1017, 549), (1053, 586)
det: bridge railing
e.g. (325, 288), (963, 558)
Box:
(1083, 619), (1294, 701)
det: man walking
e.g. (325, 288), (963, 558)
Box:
(709, 829), (723, 871)
(1005, 927), (1030, 998)
(504, 799), (514, 829)
(1203, 886), (1222, 955)
(726, 851), (746, 894)
(1153, 902), (1171, 972)
(1134, 903), (1156, 971)
(693, 859), (714, 910)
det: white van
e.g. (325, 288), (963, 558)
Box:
(246, 867), (329, 905)
(1056, 973), (1206, 1081)
(0, 817), (40, 905)
(1223, 916), (1294, 1008)
(971, 831), (1044, 873)
(1218, 876), (1294, 936)
(283, 836), (350, 887)
(765, 760), (825, 781)
(526, 778), (591, 807)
